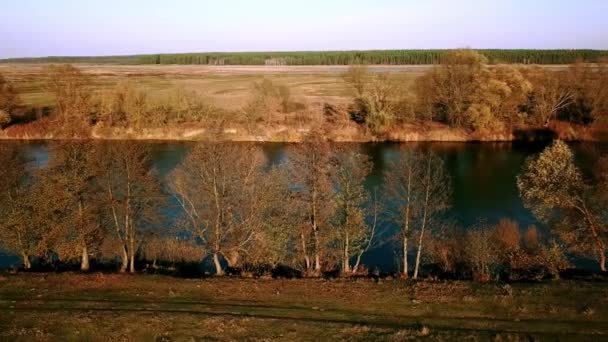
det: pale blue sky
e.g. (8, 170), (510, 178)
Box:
(1, 0), (607, 58)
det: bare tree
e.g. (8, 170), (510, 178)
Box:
(343, 65), (369, 98)
(412, 152), (451, 279)
(36, 142), (102, 271)
(332, 146), (376, 274)
(465, 222), (498, 282)
(0, 145), (38, 269)
(246, 166), (301, 267)
(384, 149), (419, 278)
(44, 64), (93, 131)
(385, 149), (451, 279)
(97, 80), (146, 127)
(288, 135), (335, 274)
(94, 142), (164, 273)
(169, 143), (267, 275)
(566, 60), (608, 124)
(524, 67), (574, 126)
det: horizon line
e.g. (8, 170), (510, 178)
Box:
(3, 48), (608, 61)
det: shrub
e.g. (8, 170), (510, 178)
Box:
(465, 225), (498, 282)
(243, 79), (300, 125)
(0, 110), (11, 128)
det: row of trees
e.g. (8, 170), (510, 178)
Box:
(0, 138), (449, 278)
(0, 143), (161, 272)
(6, 49), (604, 65)
(344, 50), (608, 133)
(132, 49), (608, 65)
(2, 50), (607, 66)
(1, 139), (606, 277)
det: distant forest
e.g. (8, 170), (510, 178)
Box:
(2, 49), (608, 65)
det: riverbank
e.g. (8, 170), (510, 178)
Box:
(2, 62), (606, 143)
(1, 120), (605, 142)
(0, 273), (606, 340)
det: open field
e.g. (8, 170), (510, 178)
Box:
(1, 62), (604, 142)
(0, 273), (607, 340)
(0, 64), (427, 109)
(0, 63), (568, 109)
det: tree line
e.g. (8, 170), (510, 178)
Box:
(1, 138), (606, 279)
(344, 50), (608, 134)
(2, 49), (607, 65)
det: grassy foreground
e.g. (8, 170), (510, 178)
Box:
(0, 273), (607, 341)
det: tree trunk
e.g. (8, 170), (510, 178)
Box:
(402, 166), (412, 279)
(402, 237), (408, 278)
(119, 246), (128, 273)
(129, 250), (135, 273)
(353, 254), (362, 274)
(578, 203), (607, 272)
(343, 233), (351, 274)
(213, 253), (224, 276)
(78, 201), (89, 272)
(301, 231), (311, 271)
(413, 155), (433, 280)
(413, 229), (425, 279)
(226, 250), (240, 268)
(313, 229), (321, 272)
(129, 230), (136, 273)
(21, 252), (31, 270)
(80, 244), (90, 272)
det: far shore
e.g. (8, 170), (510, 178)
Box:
(1, 121), (605, 143)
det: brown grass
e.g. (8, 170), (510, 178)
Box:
(0, 273), (607, 340)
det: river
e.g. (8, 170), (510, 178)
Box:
(1, 141), (606, 271)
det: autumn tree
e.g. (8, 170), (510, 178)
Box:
(465, 222), (498, 282)
(411, 152), (451, 279)
(288, 135), (335, 274)
(94, 142), (165, 273)
(465, 66), (531, 132)
(246, 166), (301, 267)
(36, 142), (102, 271)
(523, 67), (574, 126)
(244, 79), (293, 125)
(492, 218), (521, 270)
(517, 140), (607, 271)
(0, 73), (20, 127)
(343, 65), (369, 98)
(0, 145), (38, 269)
(565, 60), (608, 124)
(414, 49), (487, 128)
(344, 65), (400, 132)
(169, 143), (268, 275)
(416, 50), (532, 132)
(331, 147), (376, 274)
(384, 149), (418, 278)
(44, 64), (93, 130)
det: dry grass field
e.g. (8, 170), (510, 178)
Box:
(2, 63), (593, 143)
(0, 273), (607, 340)
(0, 64), (426, 110)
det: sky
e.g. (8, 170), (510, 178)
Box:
(1, 0), (607, 58)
